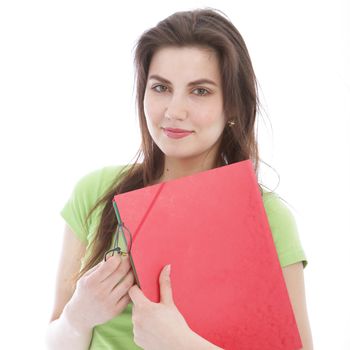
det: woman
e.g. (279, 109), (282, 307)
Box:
(46, 8), (313, 349)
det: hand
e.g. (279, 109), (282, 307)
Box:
(128, 264), (193, 350)
(65, 254), (135, 332)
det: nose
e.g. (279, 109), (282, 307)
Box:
(165, 93), (188, 121)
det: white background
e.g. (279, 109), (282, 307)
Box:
(0, 0), (349, 349)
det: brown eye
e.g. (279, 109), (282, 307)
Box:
(193, 88), (209, 96)
(153, 85), (168, 93)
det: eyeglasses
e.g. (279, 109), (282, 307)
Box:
(104, 201), (141, 288)
(104, 221), (132, 260)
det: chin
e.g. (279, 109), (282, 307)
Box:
(161, 150), (194, 159)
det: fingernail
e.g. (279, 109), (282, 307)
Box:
(166, 264), (171, 275)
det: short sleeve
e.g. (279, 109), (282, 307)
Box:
(263, 192), (308, 269)
(60, 166), (124, 243)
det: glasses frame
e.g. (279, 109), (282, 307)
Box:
(103, 201), (141, 288)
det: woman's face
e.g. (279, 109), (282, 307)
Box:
(143, 46), (226, 164)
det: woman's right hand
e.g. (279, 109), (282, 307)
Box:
(64, 254), (135, 332)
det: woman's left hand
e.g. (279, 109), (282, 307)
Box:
(128, 264), (194, 350)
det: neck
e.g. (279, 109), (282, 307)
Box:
(159, 152), (220, 183)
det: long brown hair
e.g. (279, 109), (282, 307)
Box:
(76, 8), (262, 281)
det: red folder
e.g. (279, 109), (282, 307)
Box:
(113, 159), (302, 350)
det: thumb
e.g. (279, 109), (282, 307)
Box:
(128, 284), (147, 307)
(160, 264), (173, 305)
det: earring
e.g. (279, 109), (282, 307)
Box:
(227, 120), (235, 127)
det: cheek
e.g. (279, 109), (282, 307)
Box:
(194, 106), (225, 129)
(144, 93), (164, 125)
(192, 96), (224, 123)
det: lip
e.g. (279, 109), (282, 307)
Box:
(162, 127), (194, 139)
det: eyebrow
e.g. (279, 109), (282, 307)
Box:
(148, 74), (218, 87)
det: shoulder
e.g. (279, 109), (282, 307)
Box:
(72, 165), (127, 199)
(75, 164), (125, 186)
(60, 165), (127, 240)
(261, 188), (307, 268)
(262, 189), (296, 224)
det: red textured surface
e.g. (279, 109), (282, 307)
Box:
(114, 160), (302, 350)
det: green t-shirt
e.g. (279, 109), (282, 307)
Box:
(60, 165), (307, 350)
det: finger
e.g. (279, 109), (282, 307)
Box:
(82, 260), (104, 278)
(100, 256), (131, 286)
(111, 269), (135, 300)
(113, 293), (132, 315)
(160, 264), (173, 305)
(128, 284), (148, 306)
(95, 255), (122, 282)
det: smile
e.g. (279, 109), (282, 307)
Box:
(162, 127), (194, 139)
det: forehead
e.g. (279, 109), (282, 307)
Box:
(148, 46), (221, 83)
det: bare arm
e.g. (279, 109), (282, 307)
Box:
(45, 224), (135, 349)
(45, 224), (93, 350)
(282, 262), (314, 350)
